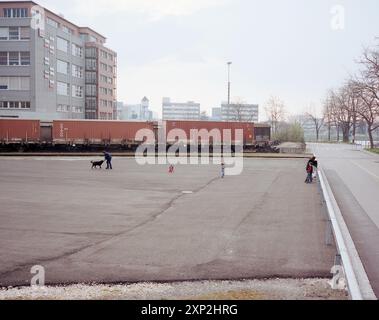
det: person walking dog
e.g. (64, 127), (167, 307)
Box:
(104, 151), (113, 170)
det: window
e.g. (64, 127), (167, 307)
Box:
(0, 52), (7, 65)
(20, 52), (30, 65)
(9, 77), (19, 90)
(72, 64), (83, 78)
(62, 26), (73, 34)
(72, 85), (83, 98)
(8, 27), (19, 40)
(9, 52), (19, 65)
(0, 77), (30, 90)
(57, 37), (68, 53)
(0, 77), (8, 90)
(0, 27), (31, 41)
(0, 101), (8, 108)
(0, 28), (7, 40)
(20, 77), (30, 90)
(3, 9), (12, 17)
(57, 104), (71, 112)
(86, 47), (97, 58)
(100, 75), (113, 84)
(85, 84), (97, 96)
(57, 81), (69, 96)
(72, 106), (83, 113)
(86, 59), (97, 71)
(72, 44), (83, 57)
(20, 27), (30, 40)
(3, 8), (28, 18)
(20, 101), (30, 109)
(86, 97), (97, 108)
(46, 17), (59, 28)
(9, 101), (19, 109)
(57, 60), (69, 74)
(85, 72), (97, 83)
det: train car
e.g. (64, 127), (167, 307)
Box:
(254, 124), (271, 143)
(52, 120), (156, 145)
(0, 119), (40, 143)
(164, 120), (255, 146)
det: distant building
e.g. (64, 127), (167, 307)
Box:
(211, 107), (222, 121)
(221, 103), (259, 122)
(200, 111), (209, 121)
(116, 101), (123, 120)
(118, 97), (153, 121)
(162, 97), (200, 120)
(0, 1), (117, 120)
(292, 114), (328, 141)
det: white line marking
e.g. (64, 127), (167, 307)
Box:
(351, 161), (379, 180)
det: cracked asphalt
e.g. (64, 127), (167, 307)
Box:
(0, 157), (336, 287)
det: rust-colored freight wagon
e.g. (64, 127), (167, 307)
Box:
(165, 120), (255, 145)
(0, 119), (40, 143)
(52, 120), (156, 145)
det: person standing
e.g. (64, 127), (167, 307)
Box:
(305, 156), (317, 184)
(305, 161), (313, 183)
(310, 156), (318, 180)
(221, 162), (225, 179)
(104, 151), (113, 170)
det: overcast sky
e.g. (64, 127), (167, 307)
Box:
(32, 0), (379, 120)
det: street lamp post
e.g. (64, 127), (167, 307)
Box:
(227, 61), (232, 106)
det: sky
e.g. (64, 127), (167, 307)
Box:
(30, 0), (379, 120)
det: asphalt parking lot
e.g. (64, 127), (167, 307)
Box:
(0, 157), (336, 287)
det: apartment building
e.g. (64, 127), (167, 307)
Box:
(162, 97), (200, 121)
(0, 1), (117, 120)
(221, 102), (259, 122)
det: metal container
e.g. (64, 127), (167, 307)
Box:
(52, 120), (156, 144)
(0, 119), (40, 143)
(165, 120), (255, 145)
(254, 124), (271, 142)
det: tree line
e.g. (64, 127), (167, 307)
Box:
(323, 45), (379, 148)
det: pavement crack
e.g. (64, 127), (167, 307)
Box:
(0, 175), (220, 280)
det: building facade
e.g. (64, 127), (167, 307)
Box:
(118, 97), (153, 121)
(0, 1), (117, 120)
(211, 107), (222, 121)
(162, 97), (200, 121)
(221, 103), (259, 122)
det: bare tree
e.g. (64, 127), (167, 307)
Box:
(306, 104), (324, 142)
(323, 95), (334, 142)
(264, 96), (286, 135)
(350, 48), (379, 148)
(327, 86), (355, 143)
(227, 98), (255, 122)
(351, 80), (379, 149)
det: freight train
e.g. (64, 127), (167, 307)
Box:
(0, 119), (272, 152)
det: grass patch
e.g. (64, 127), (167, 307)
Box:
(366, 148), (379, 155)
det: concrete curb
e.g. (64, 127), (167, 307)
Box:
(318, 168), (377, 300)
(0, 153), (313, 159)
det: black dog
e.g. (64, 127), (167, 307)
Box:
(91, 160), (104, 169)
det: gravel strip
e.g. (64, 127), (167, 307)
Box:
(0, 278), (348, 300)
